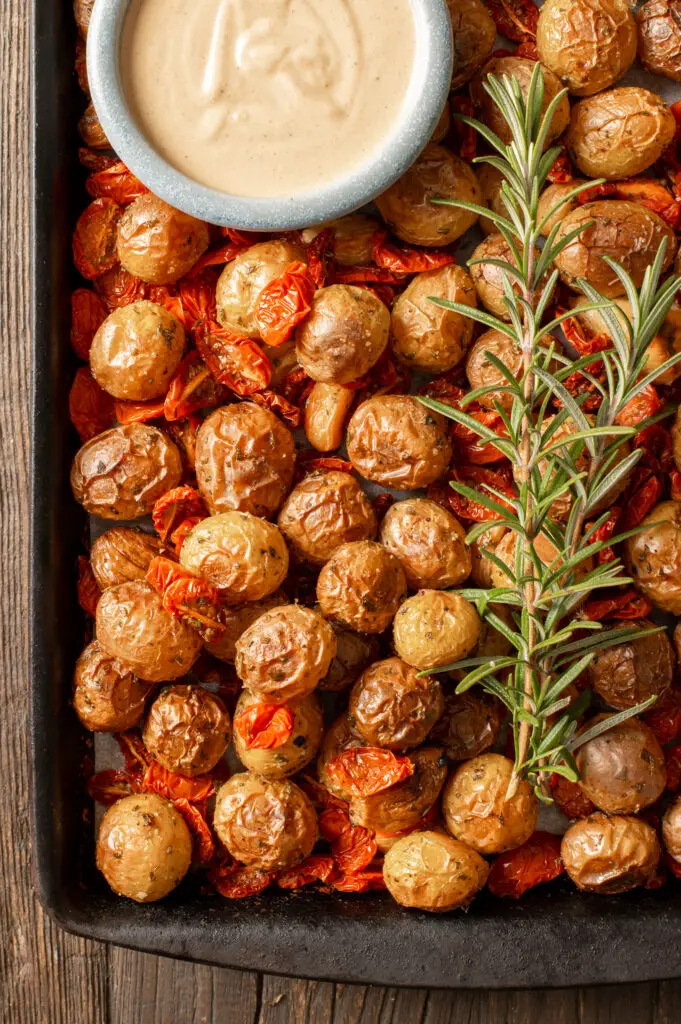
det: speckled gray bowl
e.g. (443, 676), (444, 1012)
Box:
(86, 0), (453, 230)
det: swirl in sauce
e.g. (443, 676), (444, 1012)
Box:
(121, 0), (416, 198)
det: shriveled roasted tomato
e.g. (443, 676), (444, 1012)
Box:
(77, 555), (101, 617)
(249, 390), (303, 428)
(589, 507), (621, 564)
(666, 746), (681, 793)
(79, 148), (118, 173)
(549, 774), (595, 820)
(146, 555), (223, 642)
(69, 367), (115, 442)
(277, 854), (336, 889)
(152, 486), (207, 543)
(87, 769), (138, 806)
(73, 198), (121, 280)
(307, 227), (335, 289)
(333, 265), (406, 286)
(484, 0), (538, 42)
(577, 180), (681, 230)
(583, 587), (653, 621)
(644, 687), (681, 745)
(208, 859), (275, 899)
(429, 464), (516, 522)
(113, 398), (166, 424)
(254, 261), (316, 347)
(318, 804), (377, 873)
(620, 465), (663, 531)
(371, 231), (455, 274)
(163, 352), (228, 421)
(617, 385), (664, 428)
(450, 96), (477, 162)
(194, 321), (272, 395)
(177, 270), (218, 328)
(95, 266), (148, 310)
(487, 831), (563, 898)
(70, 289), (107, 360)
(116, 730), (150, 777)
(547, 147), (573, 185)
(86, 162), (148, 205)
(173, 797), (215, 865)
(233, 704), (295, 750)
(166, 415), (201, 473)
(330, 870), (386, 893)
(324, 748), (415, 798)
(142, 760), (215, 803)
(186, 239), (250, 278)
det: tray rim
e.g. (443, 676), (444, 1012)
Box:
(28, 0), (681, 990)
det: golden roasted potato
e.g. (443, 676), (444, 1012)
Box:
(470, 234), (552, 321)
(637, 0), (681, 80)
(316, 540), (407, 634)
(195, 403), (296, 518)
(465, 329), (523, 411)
(586, 620), (674, 710)
(96, 793), (192, 902)
(576, 715), (666, 814)
(447, 0), (497, 89)
(116, 195), (209, 284)
(346, 396), (452, 490)
(74, 639), (149, 732)
(204, 592), (289, 664)
(537, 0), (637, 96)
(70, 423), (182, 520)
(349, 747), (448, 832)
(625, 500), (681, 614)
(561, 813), (660, 893)
(215, 240), (306, 339)
(349, 657), (445, 751)
(470, 523), (509, 587)
(234, 604), (337, 701)
(471, 57), (570, 148)
(303, 383), (355, 453)
(295, 285), (389, 385)
(393, 591), (481, 671)
(379, 498), (471, 590)
(431, 103), (451, 144)
(317, 619), (381, 693)
(567, 88), (676, 180)
(180, 512), (289, 602)
(554, 201), (676, 297)
(277, 472), (377, 567)
(96, 580), (202, 682)
(374, 144), (481, 247)
(390, 265), (477, 374)
(89, 301), (185, 401)
(663, 795), (681, 861)
(233, 689), (324, 778)
(142, 685), (231, 777)
(301, 215), (378, 267)
(90, 527), (167, 591)
(537, 182), (587, 237)
(383, 830), (489, 911)
(477, 165), (506, 236)
(78, 101), (108, 148)
(442, 754), (538, 854)
(213, 774), (317, 871)
(430, 691), (502, 761)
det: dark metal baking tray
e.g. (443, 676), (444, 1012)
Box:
(29, 0), (681, 988)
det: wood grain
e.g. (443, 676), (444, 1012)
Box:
(1, 0), (680, 1018)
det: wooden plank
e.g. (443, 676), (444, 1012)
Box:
(332, 983), (428, 1023)
(578, 983), (656, 1024)
(109, 949), (260, 1024)
(257, 976), (335, 1024)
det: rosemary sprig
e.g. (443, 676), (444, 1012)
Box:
(418, 64), (681, 801)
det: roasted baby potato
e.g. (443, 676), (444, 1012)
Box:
(379, 498), (471, 591)
(90, 526), (167, 591)
(303, 383), (356, 453)
(625, 500), (681, 614)
(576, 715), (666, 814)
(278, 471), (377, 567)
(447, 0), (497, 89)
(430, 691), (502, 762)
(349, 657), (445, 751)
(586, 620), (674, 710)
(471, 57), (570, 147)
(537, 0), (637, 96)
(470, 234), (552, 321)
(71, 423), (183, 520)
(637, 0), (681, 81)
(96, 793), (192, 902)
(74, 639), (149, 732)
(561, 813), (660, 893)
(465, 329), (523, 411)
(204, 592), (290, 664)
(301, 215), (379, 267)
(316, 540), (407, 634)
(142, 684), (231, 777)
(390, 265), (477, 374)
(375, 144), (481, 247)
(89, 301), (185, 401)
(383, 830), (489, 911)
(349, 747), (448, 832)
(317, 620), (381, 693)
(537, 182), (587, 236)
(215, 240), (306, 339)
(233, 689), (324, 778)
(295, 284), (389, 385)
(195, 403), (296, 518)
(393, 591), (481, 671)
(116, 195), (209, 284)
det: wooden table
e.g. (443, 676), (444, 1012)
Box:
(3, 3), (681, 1020)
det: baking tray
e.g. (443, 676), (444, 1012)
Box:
(29, 0), (681, 988)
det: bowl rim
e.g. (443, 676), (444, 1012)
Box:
(86, 0), (454, 230)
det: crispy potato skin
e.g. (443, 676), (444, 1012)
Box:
(393, 591), (481, 671)
(379, 498), (471, 591)
(562, 813), (660, 893)
(471, 57), (570, 146)
(576, 716), (666, 814)
(195, 404), (296, 518)
(74, 640), (149, 732)
(180, 512), (289, 602)
(233, 689), (324, 778)
(346, 396), (452, 490)
(470, 234), (551, 321)
(430, 692), (501, 762)
(116, 195), (209, 284)
(384, 830), (489, 911)
(213, 774), (317, 871)
(638, 0), (681, 80)
(142, 684), (231, 777)
(96, 793), (192, 902)
(304, 383), (355, 452)
(96, 580), (202, 683)
(204, 592), (289, 664)
(316, 540), (407, 634)
(278, 472), (377, 567)
(537, 182), (587, 236)
(554, 201), (676, 297)
(295, 285), (389, 385)
(90, 301), (185, 401)
(567, 88), (676, 179)
(375, 144), (481, 247)
(447, 0), (496, 89)
(235, 604), (337, 701)
(465, 329), (523, 411)
(663, 795), (681, 861)
(442, 754), (538, 854)
(349, 747), (448, 832)
(390, 265), (477, 374)
(90, 527), (167, 591)
(216, 241), (306, 338)
(625, 500), (681, 614)
(70, 423), (183, 520)
(537, 0), (637, 96)
(586, 620), (674, 710)
(317, 620), (380, 693)
(349, 657), (445, 751)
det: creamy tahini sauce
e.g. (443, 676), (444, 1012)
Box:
(121, 0), (417, 198)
